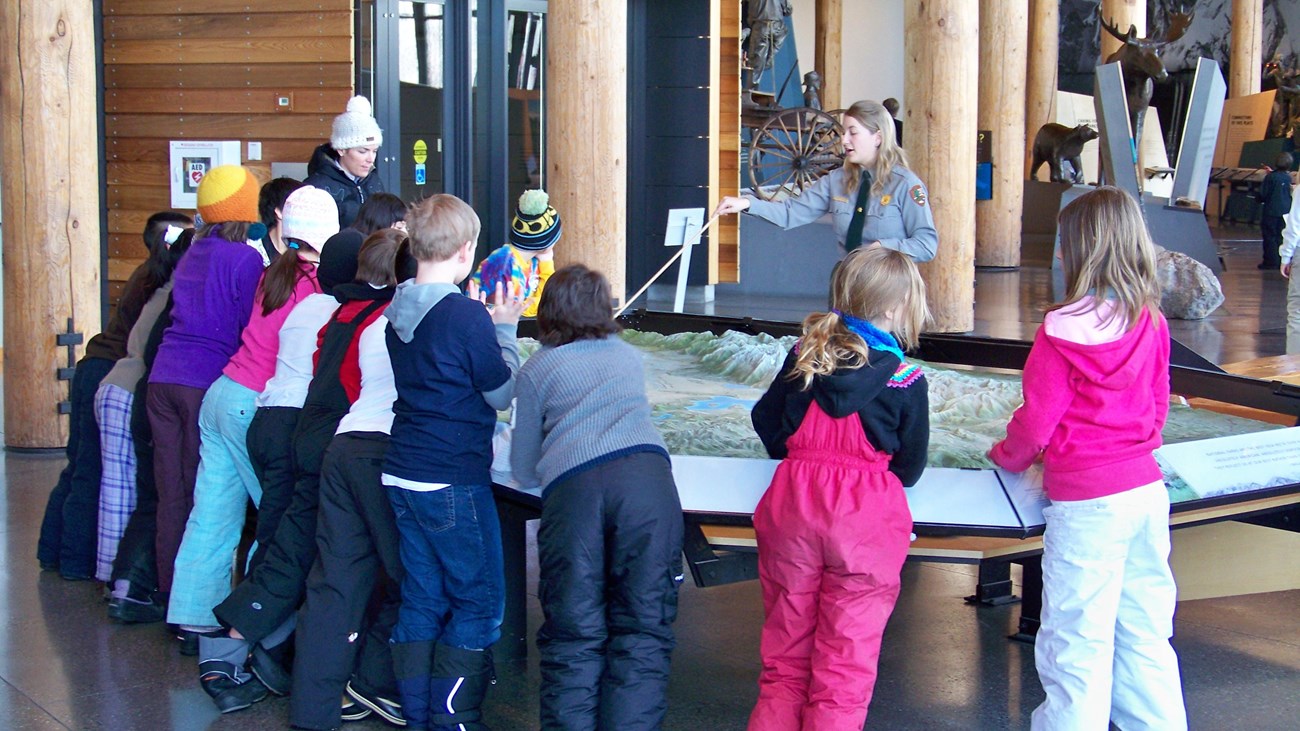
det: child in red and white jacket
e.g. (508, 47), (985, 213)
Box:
(990, 186), (1187, 730)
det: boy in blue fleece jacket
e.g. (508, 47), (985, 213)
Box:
(381, 193), (525, 730)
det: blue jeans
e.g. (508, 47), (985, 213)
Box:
(387, 484), (504, 650)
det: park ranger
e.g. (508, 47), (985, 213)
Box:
(715, 99), (938, 263)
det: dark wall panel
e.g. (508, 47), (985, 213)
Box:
(628, 0), (713, 295)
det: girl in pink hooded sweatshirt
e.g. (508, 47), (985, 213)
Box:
(990, 186), (1187, 730)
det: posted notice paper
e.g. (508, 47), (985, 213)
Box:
(1156, 427), (1300, 499)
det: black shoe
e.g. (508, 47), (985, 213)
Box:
(249, 643), (292, 696)
(108, 598), (166, 624)
(199, 659), (270, 714)
(59, 571), (93, 582)
(341, 693), (373, 722)
(176, 629), (200, 657)
(39, 559), (59, 572)
(347, 681), (406, 727)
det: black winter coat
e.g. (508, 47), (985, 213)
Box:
(751, 346), (930, 487)
(303, 143), (385, 229)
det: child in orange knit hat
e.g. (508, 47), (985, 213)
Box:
(145, 165), (270, 676)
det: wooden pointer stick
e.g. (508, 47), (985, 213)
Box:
(615, 213), (721, 318)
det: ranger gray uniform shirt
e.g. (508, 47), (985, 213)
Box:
(745, 166), (938, 262)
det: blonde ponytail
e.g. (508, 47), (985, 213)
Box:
(788, 247), (930, 389)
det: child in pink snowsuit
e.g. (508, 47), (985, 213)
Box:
(990, 186), (1187, 730)
(748, 247), (930, 731)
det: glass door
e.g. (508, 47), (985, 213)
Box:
(365, 0), (547, 250)
(472, 1), (549, 252)
(397, 1), (447, 202)
(504, 4), (546, 204)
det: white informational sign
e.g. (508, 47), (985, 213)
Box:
(1211, 90), (1277, 169)
(169, 140), (242, 209)
(493, 429), (1300, 536)
(1156, 427), (1300, 500)
(664, 208), (705, 313)
(499, 450), (1052, 536)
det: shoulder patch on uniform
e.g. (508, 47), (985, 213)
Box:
(909, 185), (927, 207)
(887, 361), (924, 389)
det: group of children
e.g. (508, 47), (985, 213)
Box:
(41, 122), (1187, 731)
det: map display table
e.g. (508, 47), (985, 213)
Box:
(490, 312), (1300, 658)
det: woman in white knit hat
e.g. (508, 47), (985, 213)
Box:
(305, 95), (387, 229)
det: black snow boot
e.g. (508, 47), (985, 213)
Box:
(428, 643), (494, 731)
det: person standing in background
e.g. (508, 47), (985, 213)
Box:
(714, 100), (937, 263)
(1259, 152), (1294, 270)
(882, 97), (903, 146)
(306, 96), (386, 229)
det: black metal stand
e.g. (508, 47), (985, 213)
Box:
(682, 522), (758, 588)
(1009, 555), (1043, 644)
(964, 559), (1020, 606)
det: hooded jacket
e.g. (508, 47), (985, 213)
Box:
(383, 280), (519, 485)
(751, 344), (929, 487)
(303, 143), (384, 229)
(990, 297), (1170, 502)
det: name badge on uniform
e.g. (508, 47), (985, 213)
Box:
(832, 196), (849, 203)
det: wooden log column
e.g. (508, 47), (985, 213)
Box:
(976, 0), (1028, 268)
(1024, 0), (1058, 178)
(815, 0), (842, 111)
(905, 0), (978, 332)
(547, 0), (627, 300)
(0, 0), (103, 449)
(1099, 0), (1145, 63)
(1230, 0), (1263, 99)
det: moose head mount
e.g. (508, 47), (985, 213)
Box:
(1098, 4), (1194, 148)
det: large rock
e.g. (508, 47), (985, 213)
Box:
(1156, 250), (1224, 320)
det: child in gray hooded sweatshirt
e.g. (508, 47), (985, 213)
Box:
(381, 194), (524, 731)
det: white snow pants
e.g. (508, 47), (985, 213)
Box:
(1031, 480), (1188, 731)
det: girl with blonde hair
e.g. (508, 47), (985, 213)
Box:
(748, 246), (930, 730)
(990, 186), (1187, 729)
(714, 99), (938, 262)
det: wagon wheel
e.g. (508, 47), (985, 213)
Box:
(748, 107), (843, 201)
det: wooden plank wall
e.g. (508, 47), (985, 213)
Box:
(714, 0), (741, 283)
(101, 0), (353, 300)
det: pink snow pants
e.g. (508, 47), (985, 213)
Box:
(748, 401), (913, 731)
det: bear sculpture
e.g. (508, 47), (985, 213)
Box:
(1030, 123), (1099, 185)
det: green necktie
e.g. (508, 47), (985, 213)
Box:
(844, 171), (873, 252)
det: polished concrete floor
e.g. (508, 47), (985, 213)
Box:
(8, 231), (1300, 730)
